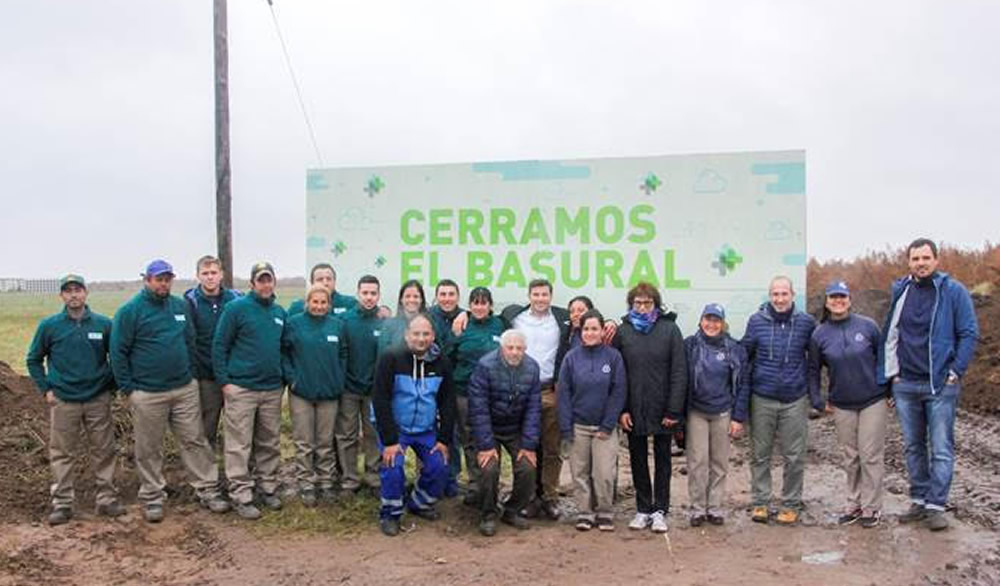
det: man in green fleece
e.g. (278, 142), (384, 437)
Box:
(183, 255), (241, 449)
(214, 261), (287, 520)
(27, 274), (124, 526)
(286, 263), (358, 317)
(110, 259), (230, 523)
(336, 274), (384, 496)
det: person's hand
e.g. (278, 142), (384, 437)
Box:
(44, 391), (56, 406)
(947, 371), (960, 386)
(619, 412), (633, 432)
(377, 306), (393, 319)
(381, 443), (403, 467)
(597, 430), (611, 440)
(823, 404), (835, 416)
(477, 448), (498, 469)
(431, 441), (449, 464)
(887, 396), (895, 409)
(602, 321), (617, 345)
(517, 449), (537, 468)
(222, 384), (237, 396)
(729, 421), (744, 438)
(662, 417), (678, 429)
(452, 311), (469, 336)
(560, 438), (573, 460)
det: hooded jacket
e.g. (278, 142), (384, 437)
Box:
(612, 310), (687, 435)
(684, 330), (750, 422)
(467, 348), (542, 451)
(183, 286), (241, 380)
(878, 271), (979, 393)
(372, 342), (456, 446)
(741, 302), (818, 406)
(557, 343), (627, 437)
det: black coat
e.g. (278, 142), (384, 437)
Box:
(612, 312), (687, 436)
(500, 304), (572, 383)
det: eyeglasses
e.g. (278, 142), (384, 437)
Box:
(632, 299), (654, 309)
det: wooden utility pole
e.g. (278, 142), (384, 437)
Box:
(214, 0), (234, 288)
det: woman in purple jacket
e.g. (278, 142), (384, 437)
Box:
(558, 310), (627, 532)
(809, 280), (886, 528)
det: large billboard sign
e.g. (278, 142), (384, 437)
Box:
(306, 150), (805, 335)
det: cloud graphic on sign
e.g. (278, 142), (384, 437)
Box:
(694, 169), (727, 193)
(764, 220), (792, 241)
(339, 207), (372, 232)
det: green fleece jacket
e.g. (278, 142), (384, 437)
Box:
(451, 314), (505, 395)
(286, 291), (359, 317)
(212, 291), (286, 390)
(281, 312), (348, 400)
(26, 307), (115, 402)
(110, 289), (195, 393)
(342, 305), (383, 395)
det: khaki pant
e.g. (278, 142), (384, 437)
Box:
(130, 381), (220, 505)
(569, 424), (618, 521)
(686, 410), (731, 516)
(538, 387), (562, 502)
(49, 392), (118, 509)
(833, 401), (887, 514)
(223, 385), (283, 504)
(197, 379), (224, 450)
(289, 393), (338, 492)
(335, 392), (380, 491)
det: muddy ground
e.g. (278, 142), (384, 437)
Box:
(1, 293), (997, 585)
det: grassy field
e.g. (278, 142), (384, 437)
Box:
(0, 287), (302, 374)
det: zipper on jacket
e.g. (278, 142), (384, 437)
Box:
(928, 278), (940, 395)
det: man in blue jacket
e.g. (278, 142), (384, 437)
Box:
(184, 255), (240, 449)
(741, 276), (818, 525)
(372, 313), (457, 536)
(879, 238), (979, 531)
(468, 329), (541, 536)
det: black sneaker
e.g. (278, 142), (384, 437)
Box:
(300, 489), (317, 508)
(690, 514), (706, 527)
(838, 509), (863, 525)
(898, 503), (926, 524)
(48, 507), (73, 526)
(143, 503), (164, 523)
(596, 517), (615, 532)
(259, 492), (282, 511)
(860, 511), (882, 528)
(501, 510), (530, 530)
(380, 517), (401, 536)
(521, 499), (541, 519)
(925, 510), (949, 531)
(706, 514), (725, 526)
(479, 515), (497, 537)
(409, 506), (441, 521)
(575, 517), (593, 531)
(539, 499), (560, 521)
(96, 501), (126, 518)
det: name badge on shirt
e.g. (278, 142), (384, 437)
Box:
(274, 318), (284, 326)
(492, 335), (501, 343)
(327, 335), (339, 343)
(174, 314), (186, 322)
(373, 330), (381, 337)
(88, 332), (103, 340)
(333, 307), (347, 314)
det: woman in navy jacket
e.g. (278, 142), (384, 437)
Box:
(809, 281), (886, 528)
(683, 303), (749, 527)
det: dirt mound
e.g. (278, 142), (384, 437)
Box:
(961, 294), (1000, 416)
(0, 361), (195, 523)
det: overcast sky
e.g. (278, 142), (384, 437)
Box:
(2, 0), (997, 280)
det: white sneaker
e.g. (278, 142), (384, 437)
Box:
(629, 512), (652, 530)
(650, 511), (669, 533)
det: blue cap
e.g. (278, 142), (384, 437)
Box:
(825, 280), (850, 296)
(143, 259), (174, 278)
(701, 303), (726, 320)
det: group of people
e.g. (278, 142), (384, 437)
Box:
(26, 237), (979, 539)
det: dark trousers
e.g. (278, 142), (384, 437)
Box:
(627, 432), (672, 514)
(480, 433), (536, 518)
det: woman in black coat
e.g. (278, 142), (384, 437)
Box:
(612, 282), (687, 533)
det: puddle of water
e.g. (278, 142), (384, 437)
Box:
(800, 550), (845, 565)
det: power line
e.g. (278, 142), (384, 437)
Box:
(266, 0), (324, 166)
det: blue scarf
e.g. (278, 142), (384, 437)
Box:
(627, 308), (659, 334)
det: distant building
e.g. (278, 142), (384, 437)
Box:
(0, 278), (60, 293)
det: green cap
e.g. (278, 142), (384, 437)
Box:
(59, 274), (86, 290)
